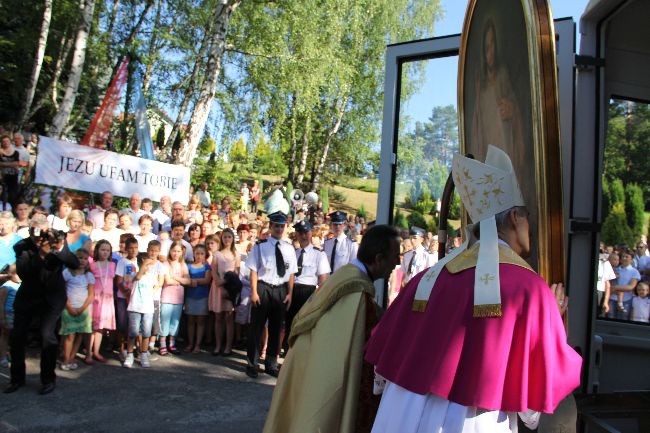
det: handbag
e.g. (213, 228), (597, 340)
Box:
(223, 271), (243, 306)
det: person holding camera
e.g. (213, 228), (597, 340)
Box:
(4, 214), (79, 395)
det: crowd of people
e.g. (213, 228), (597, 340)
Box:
(0, 184), (386, 393)
(597, 240), (650, 323)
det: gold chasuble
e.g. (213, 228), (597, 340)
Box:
(263, 263), (379, 433)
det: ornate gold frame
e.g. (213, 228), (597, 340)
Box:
(457, 0), (565, 283)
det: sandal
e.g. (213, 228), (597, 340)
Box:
(159, 347), (168, 356)
(183, 345), (193, 353)
(169, 346), (180, 355)
(192, 346), (201, 354)
(93, 354), (108, 363)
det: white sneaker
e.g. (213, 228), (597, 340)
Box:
(140, 352), (150, 368)
(119, 350), (127, 362)
(60, 363), (71, 371)
(69, 362), (79, 370)
(123, 352), (134, 368)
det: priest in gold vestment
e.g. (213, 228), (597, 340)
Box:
(263, 225), (402, 433)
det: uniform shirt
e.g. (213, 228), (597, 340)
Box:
(294, 244), (330, 286)
(401, 245), (435, 283)
(633, 254), (650, 277)
(246, 237), (298, 286)
(323, 233), (358, 273)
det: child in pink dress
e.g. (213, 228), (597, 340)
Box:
(208, 229), (240, 356)
(89, 240), (116, 362)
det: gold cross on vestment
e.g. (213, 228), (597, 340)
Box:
(480, 273), (494, 285)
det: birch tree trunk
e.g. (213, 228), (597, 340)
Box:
(164, 22), (212, 152)
(176, 0), (241, 166)
(296, 114), (311, 186)
(311, 97), (347, 192)
(287, 96), (297, 184)
(142, 0), (163, 93)
(49, 0), (96, 138)
(17, 0), (52, 129)
(27, 30), (73, 120)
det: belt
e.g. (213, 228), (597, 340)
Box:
(259, 281), (287, 290)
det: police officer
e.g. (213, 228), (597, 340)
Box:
(401, 226), (435, 285)
(245, 211), (298, 378)
(323, 211), (358, 274)
(283, 220), (330, 351)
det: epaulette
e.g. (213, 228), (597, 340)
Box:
(256, 239), (268, 244)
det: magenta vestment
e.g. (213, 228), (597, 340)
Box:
(365, 263), (582, 414)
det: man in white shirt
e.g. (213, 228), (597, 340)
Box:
(597, 253), (616, 315)
(401, 227), (435, 284)
(88, 191), (114, 229)
(121, 193), (146, 226)
(245, 211), (298, 378)
(283, 220), (330, 351)
(151, 195), (171, 235)
(159, 219), (193, 262)
(323, 211), (358, 274)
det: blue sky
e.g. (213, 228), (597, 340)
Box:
(403, 0), (590, 126)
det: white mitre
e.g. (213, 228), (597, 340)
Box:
(412, 145), (525, 317)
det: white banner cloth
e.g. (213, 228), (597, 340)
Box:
(35, 136), (190, 203)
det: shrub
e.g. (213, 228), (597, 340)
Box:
(448, 192), (461, 220)
(625, 183), (645, 241)
(407, 211), (427, 230)
(320, 187), (329, 214)
(601, 176), (611, 221)
(610, 178), (625, 205)
(357, 204), (367, 220)
(393, 209), (408, 229)
(602, 202), (634, 246)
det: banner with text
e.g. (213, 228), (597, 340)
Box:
(35, 136), (190, 203)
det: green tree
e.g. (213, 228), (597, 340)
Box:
(198, 134), (216, 157)
(356, 204), (367, 220)
(155, 126), (165, 149)
(320, 187), (329, 214)
(230, 136), (247, 162)
(407, 211), (427, 230)
(448, 192), (461, 221)
(601, 176), (611, 221)
(625, 183), (645, 240)
(610, 178), (625, 205)
(394, 209), (408, 229)
(602, 202), (634, 246)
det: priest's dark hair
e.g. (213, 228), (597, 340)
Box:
(358, 225), (400, 264)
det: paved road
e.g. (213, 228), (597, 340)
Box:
(0, 348), (275, 433)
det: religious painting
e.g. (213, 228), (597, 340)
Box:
(458, 0), (565, 283)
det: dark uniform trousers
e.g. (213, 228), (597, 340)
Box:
(10, 299), (63, 385)
(283, 283), (316, 351)
(247, 281), (287, 370)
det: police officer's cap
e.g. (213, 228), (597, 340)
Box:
(329, 211), (347, 224)
(268, 211), (288, 224)
(409, 226), (426, 237)
(293, 220), (313, 233)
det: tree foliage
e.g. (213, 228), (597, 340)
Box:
(602, 202), (634, 247)
(625, 183), (645, 241)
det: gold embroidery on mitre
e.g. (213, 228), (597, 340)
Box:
(473, 303), (503, 318)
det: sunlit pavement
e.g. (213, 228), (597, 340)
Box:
(0, 348), (275, 433)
